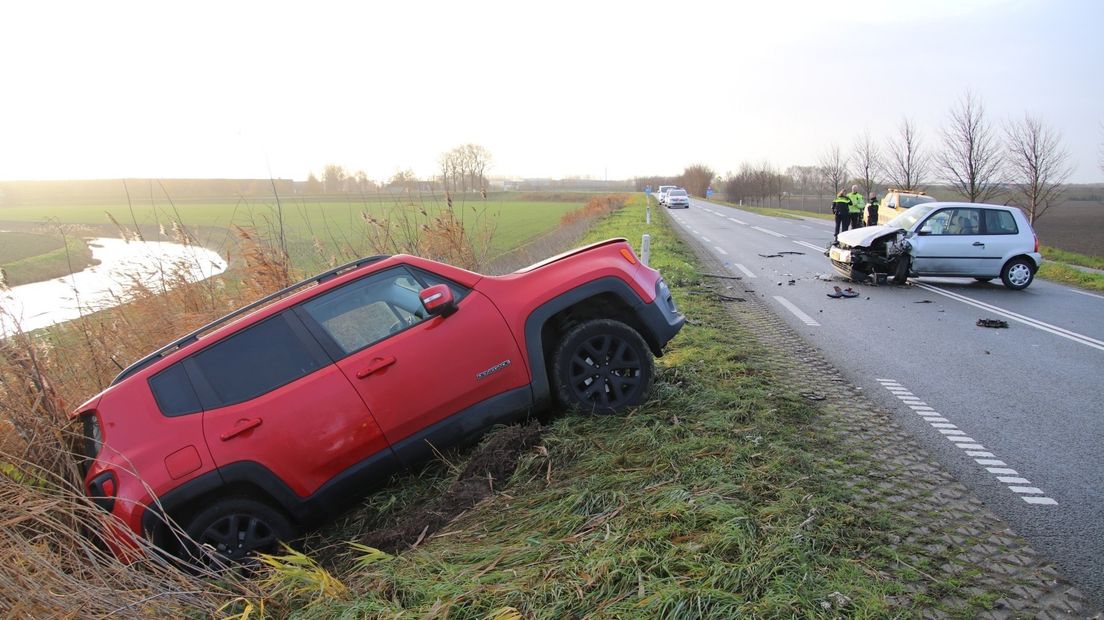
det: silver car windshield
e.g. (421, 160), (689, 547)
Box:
(886, 205), (936, 230)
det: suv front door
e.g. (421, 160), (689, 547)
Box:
(193, 311), (393, 498)
(297, 265), (530, 466)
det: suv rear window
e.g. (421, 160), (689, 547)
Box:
(149, 363), (202, 417)
(189, 313), (327, 409)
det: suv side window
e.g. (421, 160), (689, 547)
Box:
(300, 266), (465, 357)
(149, 363), (202, 417)
(188, 313), (328, 409)
(983, 209), (1019, 234)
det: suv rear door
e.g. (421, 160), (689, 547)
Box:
(296, 265), (530, 466)
(192, 311), (393, 498)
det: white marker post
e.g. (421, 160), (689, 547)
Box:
(641, 233), (651, 266)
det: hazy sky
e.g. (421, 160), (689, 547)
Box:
(1, 0), (1101, 183)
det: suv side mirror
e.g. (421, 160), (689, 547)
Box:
(419, 284), (457, 317)
(917, 226), (932, 236)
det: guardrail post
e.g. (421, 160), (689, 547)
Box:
(641, 233), (651, 266)
(646, 197), (651, 225)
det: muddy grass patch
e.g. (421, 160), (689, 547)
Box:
(311, 421), (545, 568)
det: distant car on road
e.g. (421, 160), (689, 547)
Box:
(665, 188), (690, 209)
(656, 185), (677, 206)
(828, 202), (1042, 290)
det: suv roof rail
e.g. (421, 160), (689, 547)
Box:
(110, 254), (389, 385)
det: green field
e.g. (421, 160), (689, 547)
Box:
(0, 195), (585, 274)
(0, 231), (97, 286)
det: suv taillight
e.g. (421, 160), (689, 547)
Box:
(79, 411), (103, 476)
(1034, 234), (1039, 253)
(87, 471), (117, 513)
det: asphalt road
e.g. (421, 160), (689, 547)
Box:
(661, 197), (1104, 606)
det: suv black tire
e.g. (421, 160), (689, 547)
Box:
(1000, 257), (1035, 290)
(552, 319), (654, 415)
(185, 497), (293, 564)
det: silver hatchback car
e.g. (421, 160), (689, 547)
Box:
(828, 202), (1042, 290)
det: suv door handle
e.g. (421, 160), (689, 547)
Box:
(220, 418), (262, 441)
(356, 356), (397, 379)
(972, 241), (985, 246)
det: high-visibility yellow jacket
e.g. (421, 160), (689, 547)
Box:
(847, 192), (865, 214)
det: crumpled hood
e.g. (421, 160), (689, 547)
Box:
(836, 225), (903, 248)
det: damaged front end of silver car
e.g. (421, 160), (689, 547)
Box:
(827, 230), (911, 283)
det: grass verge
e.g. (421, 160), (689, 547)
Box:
(1, 234), (97, 287)
(1037, 262), (1104, 292)
(279, 194), (923, 618)
(1041, 245), (1104, 269)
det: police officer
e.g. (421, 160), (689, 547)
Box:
(847, 184), (865, 229)
(832, 190), (852, 238)
(865, 192), (880, 227)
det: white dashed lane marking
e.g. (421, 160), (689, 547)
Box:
(877, 379), (1057, 506)
(732, 263), (757, 279)
(713, 246), (728, 256)
(773, 296), (820, 327)
(752, 226), (786, 238)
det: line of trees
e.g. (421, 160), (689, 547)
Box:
(302, 144), (493, 196)
(633, 164), (717, 198)
(807, 91), (1075, 223)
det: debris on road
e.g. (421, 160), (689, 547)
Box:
(759, 253), (783, 258)
(977, 318), (1009, 328)
(777, 251), (805, 256)
(914, 300), (933, 304)
(701, 273), (742, 280)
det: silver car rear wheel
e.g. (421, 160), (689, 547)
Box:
(1000, 258), (1035, 290)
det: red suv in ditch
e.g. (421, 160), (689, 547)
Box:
(74, 238), (684, 562)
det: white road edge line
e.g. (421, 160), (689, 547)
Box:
(733, 263), (757, 279)
(1070, 289), (1104, 300)
(773, 296), (820, 326)
(713, 246), (728, 256)
(916, 283), (1104, 352)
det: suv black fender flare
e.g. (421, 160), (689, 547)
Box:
(524, 277), (671, 410)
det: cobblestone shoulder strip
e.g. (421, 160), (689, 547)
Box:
(671, 223), (1099, 619)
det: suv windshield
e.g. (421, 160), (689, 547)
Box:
(886, 204), (936, 230)
(669, 190), (687, 196)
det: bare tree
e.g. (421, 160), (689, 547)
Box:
(818, 144), (849, 194)
(786, 165), (821, 209)
(937, 91), (1003, 202)
(851, 130), (881, 196)
(322, 164), (348, 193)
(1004, 115), (1073, 224)
(885, 117), (929, 190)
(680, 163), (715, 197)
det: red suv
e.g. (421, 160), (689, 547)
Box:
(74, 238), (683, 562)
